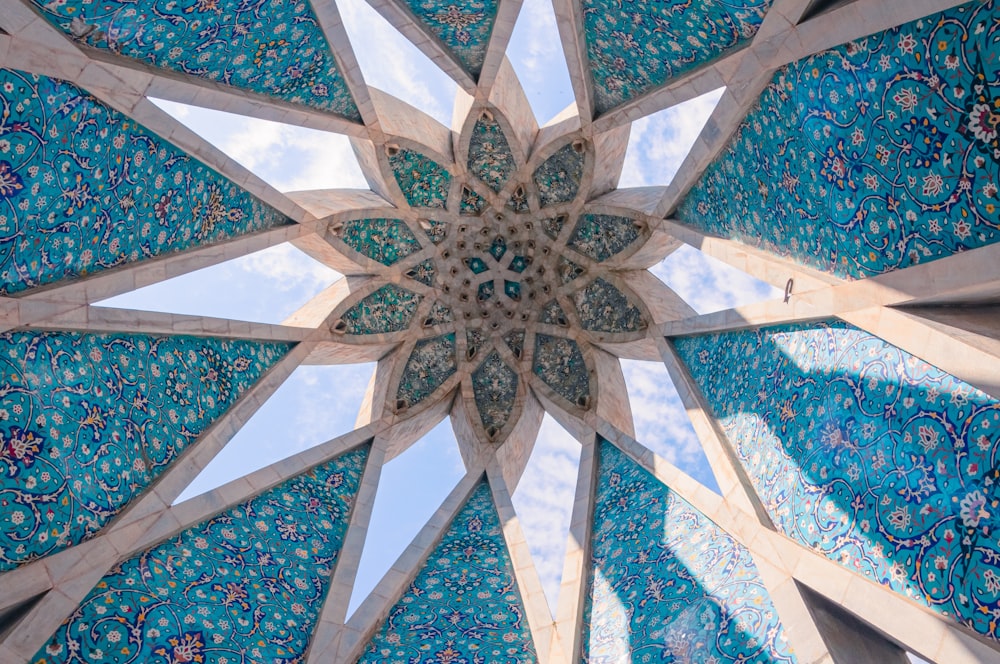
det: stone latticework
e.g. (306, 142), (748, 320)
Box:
(1, 0), (1000, 663)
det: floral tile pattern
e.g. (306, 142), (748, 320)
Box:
(0, 331), (290, 571)
(389, 148), (452, 209)
(568, 214), (641, 262)
(28, 0), (361, 119)
(583, 439), (796, 663)
(400, 0), (500, 78)
(359, 479), (537, 663)
(472, 350), (518, 438)
(337, 219), (421, 266)
(468, 113), (517, 192)
(574, 278), (645, 333)
(0, 69), (291, 296)
(533, 334), (589, 407)
(675, 320), (1000, 640)
(32, 444), (369, 664)
(581, 0), (772, 114)
(396, 333), (457, 409)
(337, 284), (423, 335)
(680, 1), (1000, 278)
(533, 144), (585, 207)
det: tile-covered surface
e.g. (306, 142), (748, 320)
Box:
(389, 149), (451, 209)
(541, 299), (568, 326)
(568, 214), (641, 263)
(558, 256), (585, 284)
(33, 445), (369, 664)
(574, 278), (645, 333)
(472, 350), (518, 437)
(533, 334), (589, 407)
(0, 331), (290, 571)
(396, 333), (457, 409)
(28, 0), (360, 118)
(581, 0), (772, 114)
(338, 284), (423, 335)
(468, 113), (517, 193)
(398, 0), (500, 77)
(460, 185), (488, 215)
(425, 300), (455, 325)
(675, 320), (1000, 640)
(533, 144), (585, 207)
(421, 219), (449, 244)
(503, 330), (525, 359)
(406, 258), (437, 286)
(0, 69), (291, 296)
(583, 439), (796, 663)
(359, 479), (537, 663)
(506, 185), (530, 213)
(680, 1), (1000, 278)
(338, 219), (421, 266)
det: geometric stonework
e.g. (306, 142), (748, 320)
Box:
(359, 478), (537, 662)
(397, 0), (500, 78)
(0, 331), (290, 571)
(680, 1), (1000, 278)
(533, 334), (591, 408)
(583, 439), (796, 662)
(26, 0), (361, 119)
(581, 0), (773, 114)
(32, 444), (369, 664)
(675, 320), (1000, 641)
(0, 69), (293, 296)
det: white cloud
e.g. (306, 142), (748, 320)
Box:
(653, 244), (781, 315)
(507, 0), (575, 124)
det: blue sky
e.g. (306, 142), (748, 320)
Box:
(99, 0), (781, 622)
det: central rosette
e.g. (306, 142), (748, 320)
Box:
(319, 75), (661, 449)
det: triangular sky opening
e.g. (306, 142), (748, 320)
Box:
(507, 0), (575, 125)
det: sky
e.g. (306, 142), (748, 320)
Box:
(99, 0), (791, 630)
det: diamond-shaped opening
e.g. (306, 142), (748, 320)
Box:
(347, 420), (465, 618)
(511, 414), (580, 616)
(618, 87), (725, 188)
(96, 243), (341, 325)
(507, 0), (575, 125)
(173, 363), (376, 503)
(150, 99), (366, 191)
(338, 0), (457, 126)
(651, 244), (782, 315)
(620, 359), (720, 493)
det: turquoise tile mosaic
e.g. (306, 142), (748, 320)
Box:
(406, 258), (437, 286)
(396, 333), (457, 409)
(503, 330), (525, 359)
(675, 320), (1000, 641)
(574, 278), (645, 333)
(581, 0), (772, 114)
(533, 333), (589, 407)
(540, 299), (568, 326)
(533, 144), (584, 207)
(338, 284), (423, 335)
(680, 1), (1000, 278)
(568, 214), (641, 263)
(0, 331), (290, 571)
(468, 113), (517, 193)
(338, 219), (421, 266)
(460, 185), (488, 215)
(28, 0), (360, 118)
(359, 478), (537, 663)
(472, 350), (518, 436)
(389, 149), (451, 209)
(583, 439), (796, 663)
(32, 444), (368, 664)
(0, 69), (291, 296)
(398, 0), (500, 78)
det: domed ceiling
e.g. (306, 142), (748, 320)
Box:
(0, 0), (999, 663)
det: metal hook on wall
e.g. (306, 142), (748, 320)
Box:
(783, 278), (794, 303)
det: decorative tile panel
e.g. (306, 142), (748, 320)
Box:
(339, 284), (423, 335)
(504, 330), (525, 359)
(28, 0), (360, 118)
(568, 214), (641, 263)
(425, 300), (455, 325)
(0, 331), (290, 571)
(534, 144), (585, 207)
(541, 215), (566, 239)
(583, 439), (796, 663)
(472, 350), (518, 437)
(506, 186), (529, 213)
(558, 257), (585, 284)
(541, 299), (568, 326)
(421, 219), (449, 244)
(574, 278), (646, 333)
(405, 259), (436, 286)
(359, 479), (537, 662)
(680, 2), (1000, 278)
(398, 0), (500, 77)
(533, 334), (589, 407)
(0, 69), (291, 296)
(33, 445), (369, 664)
(468, 113), (516, 192)
(460, 186), (488, 215)
(581, 0), (772, 114)
(675, 320), (1000, 640)
(338, 219), (421, 266)
(389, 149), (451, 209)
(396, 333), (457, 409)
